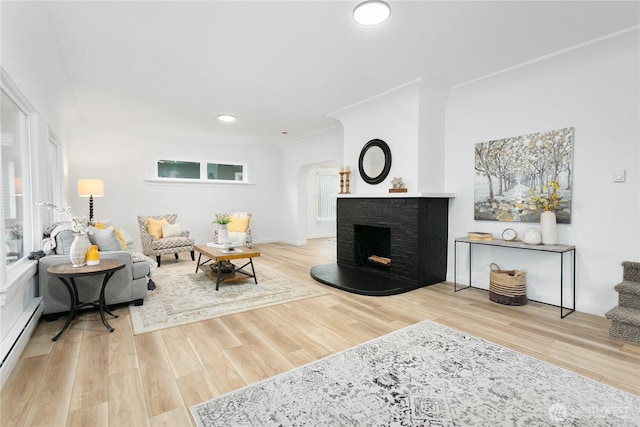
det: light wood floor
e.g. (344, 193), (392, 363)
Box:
(2, 239), (639, 426)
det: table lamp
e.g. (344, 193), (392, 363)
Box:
(77, 178), (104, 222)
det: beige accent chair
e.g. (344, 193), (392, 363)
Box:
(214, 212), (252, 248)
(137, 214), (195, 267)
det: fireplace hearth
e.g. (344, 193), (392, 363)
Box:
(311, 196), (450, 296)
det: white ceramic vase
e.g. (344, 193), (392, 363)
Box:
(69, 233), (91, 267)
(540, 211), (558, 245)
(217, 224), (229, 244)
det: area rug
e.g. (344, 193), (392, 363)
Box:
(190, 320), (639, 426)
(129, 261), (327, 334)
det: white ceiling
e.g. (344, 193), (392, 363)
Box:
(39, 1), (639, 145)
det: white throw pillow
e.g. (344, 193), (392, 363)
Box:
(162, 222), (182, 238)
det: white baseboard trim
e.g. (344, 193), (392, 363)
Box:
(306, 234), (336, 240)
(0, 297), (43, 389)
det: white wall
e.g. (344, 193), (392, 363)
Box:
(444, 31), (639, 316)
(1, 3), (80, 141)
(329, 81), (421, 195)
(66, 124), (282, 246)
(418, 80), (449, 193)
(329, 78), (451, 195)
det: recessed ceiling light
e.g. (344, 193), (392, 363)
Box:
(217, 114), (236, 122)
(353, 0), (390, 26)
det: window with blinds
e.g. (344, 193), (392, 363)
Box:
(316, 173), (339, 221)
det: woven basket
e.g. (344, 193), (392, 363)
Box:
(489, 263), (527, 306)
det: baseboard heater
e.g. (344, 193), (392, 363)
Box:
(0, 297), (43, 389)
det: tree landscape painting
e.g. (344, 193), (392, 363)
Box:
(474, 127), (574, 223)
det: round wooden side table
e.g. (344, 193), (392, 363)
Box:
(47, 259), (126, 341)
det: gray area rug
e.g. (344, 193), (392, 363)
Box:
(129, 261), (326, 334)
(190, 320), (639, 426)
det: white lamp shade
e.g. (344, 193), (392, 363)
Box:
(77, 179), (104, 197)
(353, 0), (391, 25)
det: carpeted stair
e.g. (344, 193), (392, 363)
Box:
(605, 261), (640, 344)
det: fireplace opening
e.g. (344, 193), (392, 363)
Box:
(354, 225), (391, 271)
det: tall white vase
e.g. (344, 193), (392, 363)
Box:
(69, 233), (91, 267)
(540, 211), (558, 245)
(217, 224), (229, 244)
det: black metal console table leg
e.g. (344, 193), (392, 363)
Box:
(560, 249), (576, 318)
(98, 270), (118, 332)
(454, 240), (472, 292)
(52, 278), (77, 342)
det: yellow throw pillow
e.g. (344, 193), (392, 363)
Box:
(147, 218), (166, 239)
(228, 215), (250, 232)
(114, 227), (128, 249)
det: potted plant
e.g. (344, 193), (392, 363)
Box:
(213, 214), (231, 243)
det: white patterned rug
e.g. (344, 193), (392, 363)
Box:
(129, 261), (327, 334)
(190, 320), (639, 426)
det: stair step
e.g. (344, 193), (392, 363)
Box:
(614, 280), (640, 295)
(608, 320), (640, 344)
(609, 321), (640, 344)
(605, 306), (640, 327)
(622, 261), (640, 283)
(614, 281), (640, 309)
(606, 306), (640, 344)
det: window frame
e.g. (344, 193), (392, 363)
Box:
(46, 127), (64, 222)
(1, 69), (38, 295)
(149, 156), (250, 185)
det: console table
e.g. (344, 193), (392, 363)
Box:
(453, 238), (576, 318)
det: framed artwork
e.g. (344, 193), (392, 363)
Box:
(474, 127), (574, 223)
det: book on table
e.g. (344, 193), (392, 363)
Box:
(467, 231), (493, 241)
(221, 248), (243, 254)
(207, 242), (241, 248)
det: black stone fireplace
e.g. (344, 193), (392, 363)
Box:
(311, 196), (450, 296)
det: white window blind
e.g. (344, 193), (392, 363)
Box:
(316, 173), (338, 221)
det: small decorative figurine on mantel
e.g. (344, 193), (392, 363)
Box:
(389, 177), (407, 193)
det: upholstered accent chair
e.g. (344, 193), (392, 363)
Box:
(137, 214), (195, 266)
(214, 212), (252, 248)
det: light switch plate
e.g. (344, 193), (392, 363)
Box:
(613, 169), (626, 183)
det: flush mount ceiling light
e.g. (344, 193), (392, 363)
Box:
(217, 114), (236, 122)
(353, 0), (390, 25)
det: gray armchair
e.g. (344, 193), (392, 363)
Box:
(137, 214), (195, 266)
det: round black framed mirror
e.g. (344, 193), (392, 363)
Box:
(358, 139), (392, 184)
